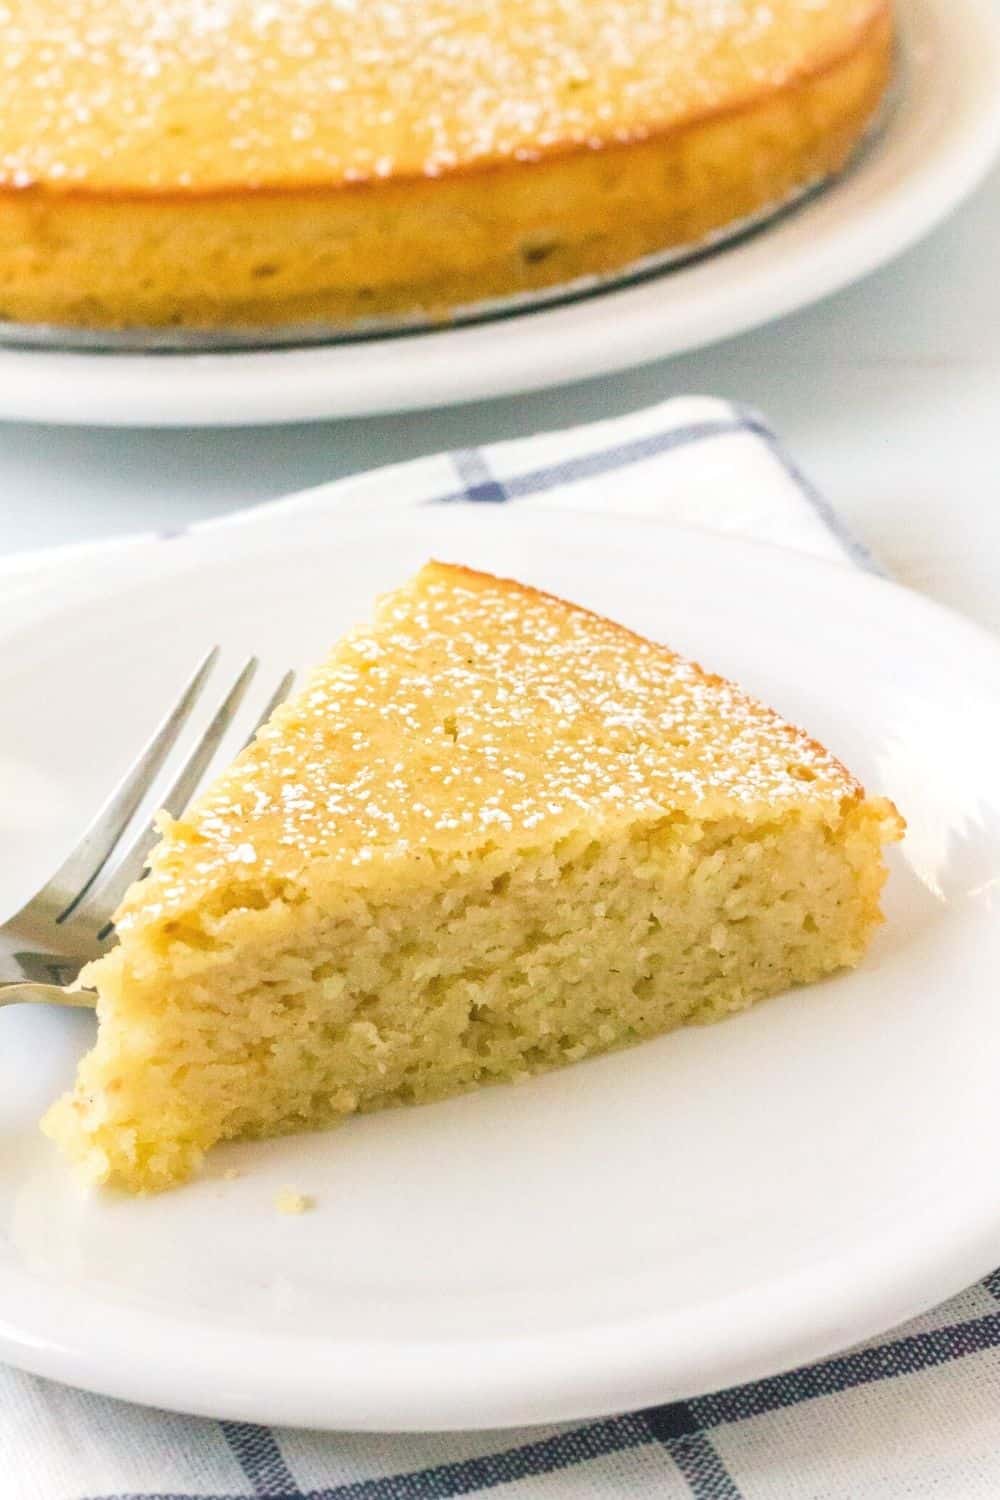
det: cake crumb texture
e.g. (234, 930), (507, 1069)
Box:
(275, 1187), (313, 1215)
(43, 562), (903, 1192)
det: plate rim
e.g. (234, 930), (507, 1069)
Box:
(0, 0), (997, 426)
(2, 506), (1000, 1430)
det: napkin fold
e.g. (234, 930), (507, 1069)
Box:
(5, 396), (998, 1500)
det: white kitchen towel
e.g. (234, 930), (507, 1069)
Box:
(3, 395), (998, 1500)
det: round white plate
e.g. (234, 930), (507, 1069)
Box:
(1, 506), (999, 1430)
(0, 0), (998, 427)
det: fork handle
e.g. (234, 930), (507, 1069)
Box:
(0, 983), (96, 1009)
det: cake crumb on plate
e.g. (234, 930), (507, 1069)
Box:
(275, 1187), (314, 1215)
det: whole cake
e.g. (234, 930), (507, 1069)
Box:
(44, 563), (903, 1191)
(0, 0), (892, 332)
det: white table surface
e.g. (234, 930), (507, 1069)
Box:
(3, 161), (999, 637)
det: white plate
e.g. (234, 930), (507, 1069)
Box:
(0, 0), (998, 427)
(1, 506), (999, 1431)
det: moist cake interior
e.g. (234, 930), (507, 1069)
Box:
(44, 562), (902, 1191)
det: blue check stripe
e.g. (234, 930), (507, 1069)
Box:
(440, 413), (876, 578)
(450, 448), (510, 504)
(221, 1422), (298, 1495)
(433, 418), (754, 510)
(692, 1311), (1000, 1428)
(666, 1434), (744, 1499)
(86, 1303), (1000, 1500)
(734, 406), (885, 576)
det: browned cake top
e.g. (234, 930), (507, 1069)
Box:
(122, 562), (861, 928)
(0, 0), (886, 192)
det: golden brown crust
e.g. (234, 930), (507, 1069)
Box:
(111, 555), (897, 937)
(435, 563), (905, 849)
(425, 560), (878, 809)
(0, 2), (892, 329)
(0, 2), (891, 203)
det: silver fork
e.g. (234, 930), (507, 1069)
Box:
(0, 650), (294, 1009)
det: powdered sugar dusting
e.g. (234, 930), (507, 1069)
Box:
(0, 0), (883, 189)
(130, 561), (859, 920)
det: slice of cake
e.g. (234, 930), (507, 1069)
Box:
(44, 563), (903, 1191)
